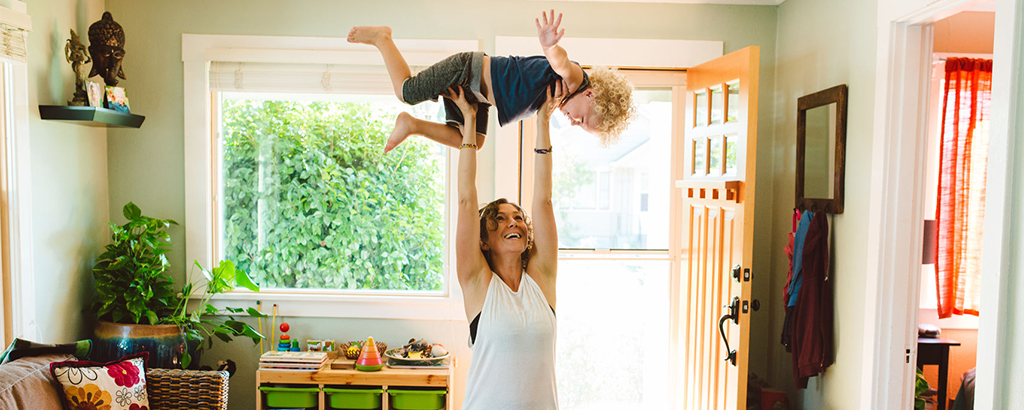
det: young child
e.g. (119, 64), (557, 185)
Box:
(348, 10), (635, 153)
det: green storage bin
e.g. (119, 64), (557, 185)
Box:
(324, 387), (383, 409)
(259, 386), (320, 409)
(387, 388), (446, 410)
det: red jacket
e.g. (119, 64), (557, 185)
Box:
(790, 211), (834, 388)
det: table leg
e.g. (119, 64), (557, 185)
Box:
(937, 348), (949, 410)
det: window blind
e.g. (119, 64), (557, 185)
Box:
(0, 24), (27, 63)
(209, 61), (427, 95)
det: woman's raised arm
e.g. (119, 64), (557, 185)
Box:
(452, 87), (490, 289)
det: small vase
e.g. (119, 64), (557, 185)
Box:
(93, 320), (186, 368)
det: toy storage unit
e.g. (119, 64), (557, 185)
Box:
(257, 359), (452, 410)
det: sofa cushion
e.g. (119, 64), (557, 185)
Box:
(0, 353), (74, 409)
(50, 352), (150, 410)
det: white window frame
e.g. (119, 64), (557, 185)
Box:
(182, 34), (477, 320)
(0, 2), (34, 344)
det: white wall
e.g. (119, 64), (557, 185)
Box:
(26, 0), (108, 343)
(770, 0), (877, 408)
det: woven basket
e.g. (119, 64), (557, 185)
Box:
(341, 341), (387, 360)
(147, 368), (229, 410)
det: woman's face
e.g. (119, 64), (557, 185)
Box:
(482, 203), (529, 254)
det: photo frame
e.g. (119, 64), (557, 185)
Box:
(104, 86), (130, 113)
(86, 82), (104, 108)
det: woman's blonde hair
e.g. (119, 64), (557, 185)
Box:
(588, 66), (636, 146)
(478, 198), (533, 270)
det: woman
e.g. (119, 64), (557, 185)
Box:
(451, 80), (564, 409)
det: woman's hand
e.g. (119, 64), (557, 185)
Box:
(539, 80), (567, 120)
(445, 86), (476, 118)
(536, 10), (564, 50)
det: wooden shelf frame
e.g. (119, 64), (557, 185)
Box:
(256, 359), (453, 410)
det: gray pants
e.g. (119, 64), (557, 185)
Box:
(402, 51), (490, 135)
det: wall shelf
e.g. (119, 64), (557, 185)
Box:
(39, 105), (145, 128)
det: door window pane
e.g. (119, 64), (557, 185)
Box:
(550, 88), (672, 250)
(694, 90), (707, 127)
(692, 138), (706, 176)
(710, 85), (724, 125)
(725, 135), (738, 176)
(726, 81), (740, 122)
(709, 136), (723, 176)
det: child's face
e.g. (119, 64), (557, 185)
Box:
(559, 89), (602, 135)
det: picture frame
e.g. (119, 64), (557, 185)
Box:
(86, 82), (104, 108)
(104, 86), (130, 113)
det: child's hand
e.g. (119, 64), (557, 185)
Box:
(536, 10), (564, 50)
(539, 80), (567, 119)
(445, 86), (476, 117)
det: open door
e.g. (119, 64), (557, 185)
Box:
(676, 46), (759, 410)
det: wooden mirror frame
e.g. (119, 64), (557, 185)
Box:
(796, 84), (847, 214)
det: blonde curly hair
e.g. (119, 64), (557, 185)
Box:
(588, 66), (636, 146)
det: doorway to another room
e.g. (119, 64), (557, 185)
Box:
(914, 5), (993, 410)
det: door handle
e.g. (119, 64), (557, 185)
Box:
(717, 296), (739, 366)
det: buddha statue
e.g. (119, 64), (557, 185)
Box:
(88, 12), (126, 87)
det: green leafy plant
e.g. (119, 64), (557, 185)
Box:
(220, 100), (444, 291)
(92, 202), (178, 325)
(915, 367), (932, 410)
(93, 202), (265, 368)
(160, 260), (266, 368)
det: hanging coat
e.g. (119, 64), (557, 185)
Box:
(790, 211), (834, 388)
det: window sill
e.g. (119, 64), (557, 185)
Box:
(918, 308), (979, 330)
(204, 291), (467, 321)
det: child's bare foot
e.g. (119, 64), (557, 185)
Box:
(347, 26), (392, 46)
(384, 112), (413, 153)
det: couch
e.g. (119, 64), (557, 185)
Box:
(0, 353), (230, 409)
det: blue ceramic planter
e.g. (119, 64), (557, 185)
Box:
(93, 321), (188, 368)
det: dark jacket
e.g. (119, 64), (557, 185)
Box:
(790, 211), (834, 388)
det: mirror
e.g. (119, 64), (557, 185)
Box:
(796, 84), (847, 214)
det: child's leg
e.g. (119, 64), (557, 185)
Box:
(347, 26), (409, 101)
(386, 112), (486, 153)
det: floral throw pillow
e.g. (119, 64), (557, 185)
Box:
(49, 352), (150, 410)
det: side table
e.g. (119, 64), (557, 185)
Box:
(917, 337), (960, 410)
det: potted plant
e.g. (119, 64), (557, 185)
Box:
(162, 259), (265, 368)
(92, 202), (265, 368)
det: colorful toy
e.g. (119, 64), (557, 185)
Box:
(277, 322), (292, 352)
(355, 337), (383, 371)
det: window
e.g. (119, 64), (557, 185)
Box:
(519, 71), (686, 410)
(0, 6), (34, 344)
(215, 92), (447, 293)
(183, 35), (477, 318)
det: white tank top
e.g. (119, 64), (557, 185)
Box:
(462, 272), (558, 410)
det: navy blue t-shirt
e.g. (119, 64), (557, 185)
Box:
(489, 55), (587, 127)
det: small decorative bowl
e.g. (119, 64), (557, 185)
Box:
(384, 347), (450, 367)
(341, 341), (387, 360)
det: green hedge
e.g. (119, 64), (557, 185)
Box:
(220, 99), (444, 291)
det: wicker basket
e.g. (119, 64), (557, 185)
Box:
(147, 368), (229, 410)
(340, 341), (387, 360)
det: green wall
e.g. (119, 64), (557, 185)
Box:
(27, 0), (108, 344)
(771, 0), (877, 407)
(103, 1), (777, 408)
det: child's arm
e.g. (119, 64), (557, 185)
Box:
(452, 87), (490, 290)
(536, 10), (586, 93)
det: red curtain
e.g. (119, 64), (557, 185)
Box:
(935, 57), (992, 318)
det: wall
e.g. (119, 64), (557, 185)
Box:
(769, 0), (877, 408)
(26, 0), (108, 343)
(103, 1), (777, 409)
(994, 0), (1024, 405)
(933, 11), (996, 54)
